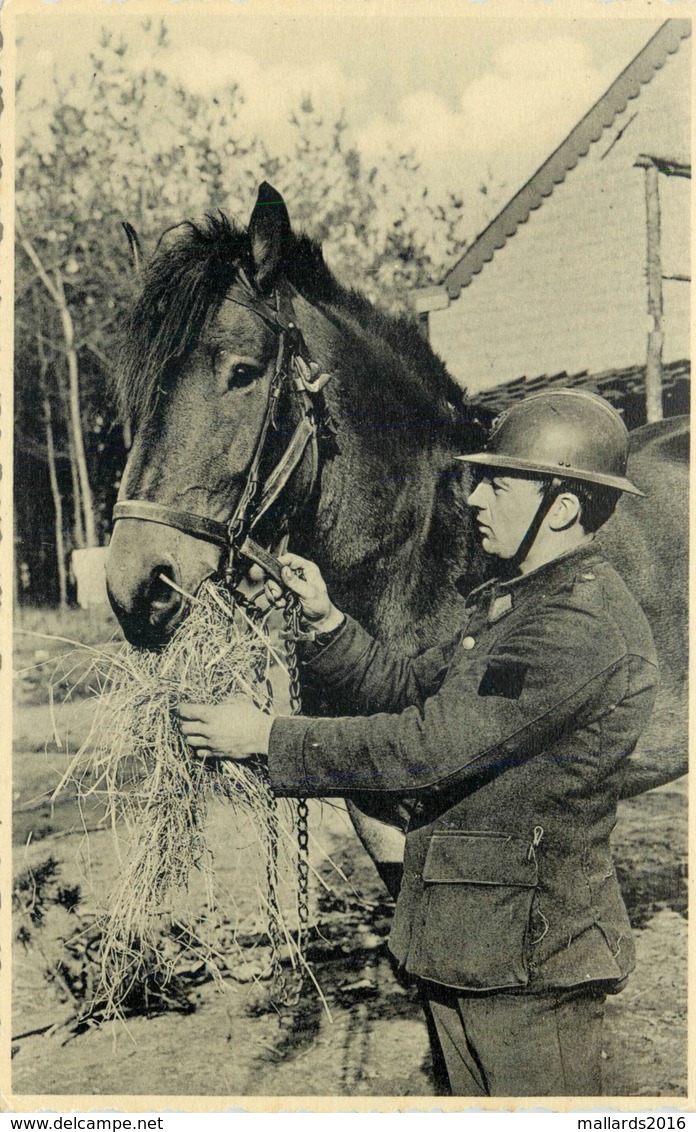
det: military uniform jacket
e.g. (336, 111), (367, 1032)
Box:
(269, 544), (658, 993)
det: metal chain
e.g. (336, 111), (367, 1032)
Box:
(222, 586), (289, 1007)
(263, 783), (290, 1005)
(280, 591), (311, 1008)
(283, 591), (304, 716)
(296, 797), (310, 954)
(229, 588), (309, 1011)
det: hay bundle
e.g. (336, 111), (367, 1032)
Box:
(58, 579), (311, 1019)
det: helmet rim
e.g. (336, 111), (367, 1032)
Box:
(455, 451), (645, 496)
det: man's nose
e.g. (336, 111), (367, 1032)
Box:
(467, 481), (486, 507)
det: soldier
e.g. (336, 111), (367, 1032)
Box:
(179, 390), (658, 1097)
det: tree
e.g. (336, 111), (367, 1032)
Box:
(16, 21), (257, 584)
(17, 222), (98, 547)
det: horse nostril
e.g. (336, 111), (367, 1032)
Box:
(149, 569), (181, 609)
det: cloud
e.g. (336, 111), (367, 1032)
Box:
(124, 33), (621, 209)
(458, 38), (610, 154)
(354, 36), (616, 194)
(132, 44), (362, 154)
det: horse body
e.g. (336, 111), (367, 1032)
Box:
(106, 185), (688, 887)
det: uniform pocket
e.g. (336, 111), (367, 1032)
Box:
(420, 830), (538, 990)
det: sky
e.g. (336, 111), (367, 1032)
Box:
(16, 11), (664, 214)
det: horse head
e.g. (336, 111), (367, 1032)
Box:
(108, 186), (321, 644)
(107, 183), (483, 650)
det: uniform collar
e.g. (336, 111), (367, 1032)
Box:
(459, 540), (604, 609)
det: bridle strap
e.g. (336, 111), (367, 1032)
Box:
(112, 500), (230, 547)
(113, 411), (320, 547)
(251, 413), (319, 527)
(508, 480), (564, 575)
(113, 276), (331, 564)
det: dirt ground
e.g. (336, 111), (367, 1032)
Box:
(11, 619), (688, 1101)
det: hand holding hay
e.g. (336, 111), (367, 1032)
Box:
(178, 696), (274, 760)
(56, 578), (315, 1022)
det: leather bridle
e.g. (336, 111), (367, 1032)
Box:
(112, 268), (334, 588)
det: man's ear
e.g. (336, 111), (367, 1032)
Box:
(548, 492), (582, 532)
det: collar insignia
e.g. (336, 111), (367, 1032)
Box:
(488, 592), (514, 623)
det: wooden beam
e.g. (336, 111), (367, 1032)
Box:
(411, 285), (450, 316)
(635, 153), (691, 179)
(642, 163), (665, 423)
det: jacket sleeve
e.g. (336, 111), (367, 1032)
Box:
(269, 596), (657, 797)
(299, 614), (461, 715)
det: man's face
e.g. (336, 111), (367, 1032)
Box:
(467, 471), (544, 560)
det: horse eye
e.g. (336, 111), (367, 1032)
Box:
(228, 363), (260, 390)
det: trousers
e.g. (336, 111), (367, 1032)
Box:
(424, 983), (607, 1097)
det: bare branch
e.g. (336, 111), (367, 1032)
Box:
(15, 219), (61, 304)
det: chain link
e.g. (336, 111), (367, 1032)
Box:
(283, 591), (305, 716)
(296, 797), (310, 955)
(264, 785), (290, 1005)
(279, 591), (311, 1009)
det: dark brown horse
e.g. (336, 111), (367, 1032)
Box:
(106, 183), (688, 885)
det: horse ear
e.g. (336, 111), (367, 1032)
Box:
(248, 182), (292, 292)
(121, 221), (144, 274)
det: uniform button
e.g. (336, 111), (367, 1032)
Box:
(461, 636), (476, 650)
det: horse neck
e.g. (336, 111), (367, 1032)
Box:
(292, 295), (471, 651)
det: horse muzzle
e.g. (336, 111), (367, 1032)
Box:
(106, 517), (221, 648)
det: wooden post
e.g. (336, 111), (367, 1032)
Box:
(638, 159), (665, 423)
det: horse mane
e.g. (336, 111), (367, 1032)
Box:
(116, 211), (466, 427)
(116, 214), (246, 426)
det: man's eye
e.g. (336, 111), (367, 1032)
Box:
(228, 363), (260, 390)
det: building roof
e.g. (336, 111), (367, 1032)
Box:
(418, 19), (691, 309)
(473, 358), (690, 431)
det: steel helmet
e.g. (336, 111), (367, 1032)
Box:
(457, 388), (644, 496)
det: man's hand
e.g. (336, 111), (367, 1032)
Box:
(264, 552), (345, 634)
(177, 697), (274, 760)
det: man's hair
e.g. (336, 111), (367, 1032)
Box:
(551, 477), (621, 533)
